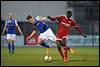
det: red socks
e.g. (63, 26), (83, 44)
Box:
(58, 48), (64, 59)
(64, 47), (68, 60)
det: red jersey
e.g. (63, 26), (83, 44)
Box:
(49, 15), (84, 40)
(56, 16), (76, 35)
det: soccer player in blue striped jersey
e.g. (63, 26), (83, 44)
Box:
(2, 13), (23, 55)
(26, 15), (56, 56)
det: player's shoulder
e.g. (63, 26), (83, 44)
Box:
(6, 20), (10, 23)
(12, 19), (17, 21)
(35, 16), (41, 21)
(70, 18), (76, 23)
(13, 19), (17, 23)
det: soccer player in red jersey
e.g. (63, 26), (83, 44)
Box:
(47, 10), (87, 62)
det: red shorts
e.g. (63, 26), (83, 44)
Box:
(56, 32), (68, 41)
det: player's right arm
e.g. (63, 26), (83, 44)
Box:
(47, 16), (60, 21)
(2, 21), (7, 35)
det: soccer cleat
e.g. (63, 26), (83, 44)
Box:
(11, 53), (15, 56)
(68, 48), (74, 54)
(11, 50), (15, 54)
(63, 56), (68, 62)
(12, 51), (14, 55)
(70, 48), (74, 53)
(8, 52), (12, 56)
(63, 60), (68, 62)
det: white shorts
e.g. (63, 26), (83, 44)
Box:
(39, 28), (56, 41)
(7, 34), (16, 41)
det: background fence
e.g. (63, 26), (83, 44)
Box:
(1, 35), (99, 47)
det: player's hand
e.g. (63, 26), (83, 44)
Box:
(47, 16), (51, 19)
(27, 37), (30, 41)
(83, 34), (87, 38)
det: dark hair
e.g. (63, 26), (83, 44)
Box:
(26, 15), (32, 20)
(67, 10), (72, 14)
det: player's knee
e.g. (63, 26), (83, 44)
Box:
(56, 41), (61, 48)
(39, 41), (50, 48)
(62, 41), (66, 45)
(12, 40), (15, 44)
(38, 41), (43, 45)
(62, 38), (67, 42)
(38, 38), (42, 44)
(7, 39), (11, 44)
(62, 38), (67, 46)
(38, 40), (43, 44)
(57, 45), (61, 49)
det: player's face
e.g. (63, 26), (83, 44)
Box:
(28, 17), (35, 24)
(66, 12), (72, 19)
(8, 15), (13, 20)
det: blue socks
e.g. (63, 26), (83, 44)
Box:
(8, 43), (11, 53)
(12, 43), (14, 54)
(8, 43), (14, 54)
(40, 42), (50, 48)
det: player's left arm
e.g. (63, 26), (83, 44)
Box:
(73, 20), (87, 38)
(15, 20), (23, 35)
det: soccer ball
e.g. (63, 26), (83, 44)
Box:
(44, 55), (52, 62)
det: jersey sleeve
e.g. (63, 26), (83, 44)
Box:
(48, 16), (61, 21)
(35, 16), (42, 21)
(55, 16), (61, 21)
(71, 19), (77, 26)
(15, 20), (18, 26)
(71, 19), (84, 35)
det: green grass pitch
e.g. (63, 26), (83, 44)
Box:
(1, 47), (99, 66)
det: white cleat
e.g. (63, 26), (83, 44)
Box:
(69, 48), (74, 54)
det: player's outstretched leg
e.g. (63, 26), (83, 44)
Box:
(56, 40), (64, 60)
(40, 42), (50, 55)
(38, 38), (50, 55)
(62, 38), (68, 62)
